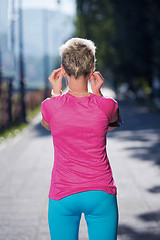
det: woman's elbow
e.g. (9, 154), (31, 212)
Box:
(108, 126), (117, 131)
(41, 120), (51, 131)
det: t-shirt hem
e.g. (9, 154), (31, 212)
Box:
(48, 186), (117, 200)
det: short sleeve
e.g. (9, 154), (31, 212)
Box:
(105, 97), (118, 121)
(41, 100), (50, 124)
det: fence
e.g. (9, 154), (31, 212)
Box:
(0, 81), (48, 130)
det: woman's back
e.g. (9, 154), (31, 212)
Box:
(41, 37), (120, 240)
(41, 92), (118, 200)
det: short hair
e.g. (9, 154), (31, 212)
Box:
(59, 37), (96, 79)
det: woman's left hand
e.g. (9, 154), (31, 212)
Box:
(89, 71), (104, 95)
(48, 68), (64, 94)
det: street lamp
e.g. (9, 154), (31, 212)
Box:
(43, 0), (61, 99)
(18, 0), (26, 122)
(43, 9), (50, 99)
(0, 49), (2, 96)
(10, 0), (18, 72)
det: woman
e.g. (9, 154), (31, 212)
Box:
(41, 37), (122, 240)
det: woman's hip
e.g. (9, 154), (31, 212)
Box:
(48, 190), (118, 216)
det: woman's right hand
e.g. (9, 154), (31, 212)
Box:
(89, 71), (104, 95)
(48, 68), (64, 95)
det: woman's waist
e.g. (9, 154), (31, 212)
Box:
(52, 164), (114, 184)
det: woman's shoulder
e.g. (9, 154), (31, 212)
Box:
(94, 95), (118, 119)
(95, 95), (118, 105)
(102, 96), (117, 102)
(41, 95), (65, 112)
(42, 95), (61, 104)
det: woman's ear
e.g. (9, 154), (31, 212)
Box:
(88, 65), (95, 80)
(91, 64), (95, 73)
(61, 64), (68, 78)
(88, 72), (92, 82)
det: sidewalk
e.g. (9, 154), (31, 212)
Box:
(108, 99), (160, 240)
(0, 90), (160, 240)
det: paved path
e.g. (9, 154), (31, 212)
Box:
(0, 89), (160, 240)
(109, 99), (160, 240)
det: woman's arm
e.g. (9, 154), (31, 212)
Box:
(95, 90), (119, 131)
(41, 117), (51, 131)
(108, 109), (119, 131)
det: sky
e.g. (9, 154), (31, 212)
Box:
(22, 0), (76, 16)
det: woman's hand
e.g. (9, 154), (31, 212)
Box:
(48, 68), (64, 94)
(89, 71), (104, 95)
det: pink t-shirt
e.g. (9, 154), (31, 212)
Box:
(41, 92), (118, 200)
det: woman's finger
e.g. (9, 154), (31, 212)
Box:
(50, 68), (61, 77)
(93, 72), (104, 82)
(54, 68), (61, 72)
(53, 68), (61, 78)
(48, 68), (62, 81)
(57, 70), (64, 81)
(90, 74), (96, 83)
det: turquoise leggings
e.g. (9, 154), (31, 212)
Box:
(48, 190), (118, 240)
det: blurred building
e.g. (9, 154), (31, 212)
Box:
(0, 0), (75, 89)
(21, 8), (75, 89)
(22, 9), (74, 57)
(0, 0), (15, 85)
(0, 0), (9, 50)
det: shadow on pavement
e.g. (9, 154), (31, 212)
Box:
(148, 185), (160, 193)
(115, 99), (160, 131)
(33, 122), (51, 137)
(125, 140), (160, 166)
(118, 224), (160, 240)
(138, 210), (160, 222)
(118, 208), (160, 239)
(108, 99), (160, 167)
(118, 209), (160, 240)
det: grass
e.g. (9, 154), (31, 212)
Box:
(0, 104), (41, 144)
(27, 104), (41, 121)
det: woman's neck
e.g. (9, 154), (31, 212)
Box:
(67, 75), (89, 94)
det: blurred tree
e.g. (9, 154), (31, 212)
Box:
(75, 0), (119, 71)
(76, 0), (160, 99)
(151, 0), (160, 77)
(111, 0), (154, 96)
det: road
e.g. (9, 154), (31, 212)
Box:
(0, 89), (160, 240)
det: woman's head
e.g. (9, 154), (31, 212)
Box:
(59, 37), (96, 79)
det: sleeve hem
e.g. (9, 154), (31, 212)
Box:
(110, 101), (118, 121)
(41, 111), (49, 124)
(41, 101), (49, 124)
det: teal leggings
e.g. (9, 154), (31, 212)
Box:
(48, 190), (118, 240)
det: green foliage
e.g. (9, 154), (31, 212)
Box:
(75, 0), (119, 70)
(0, 89), (44, 142)
(0, 122), (28, 142)
(75, 0), (160, 99)
(0, 104), (41, 143)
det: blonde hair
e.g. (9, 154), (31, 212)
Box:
(59, 37), (96, 79)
